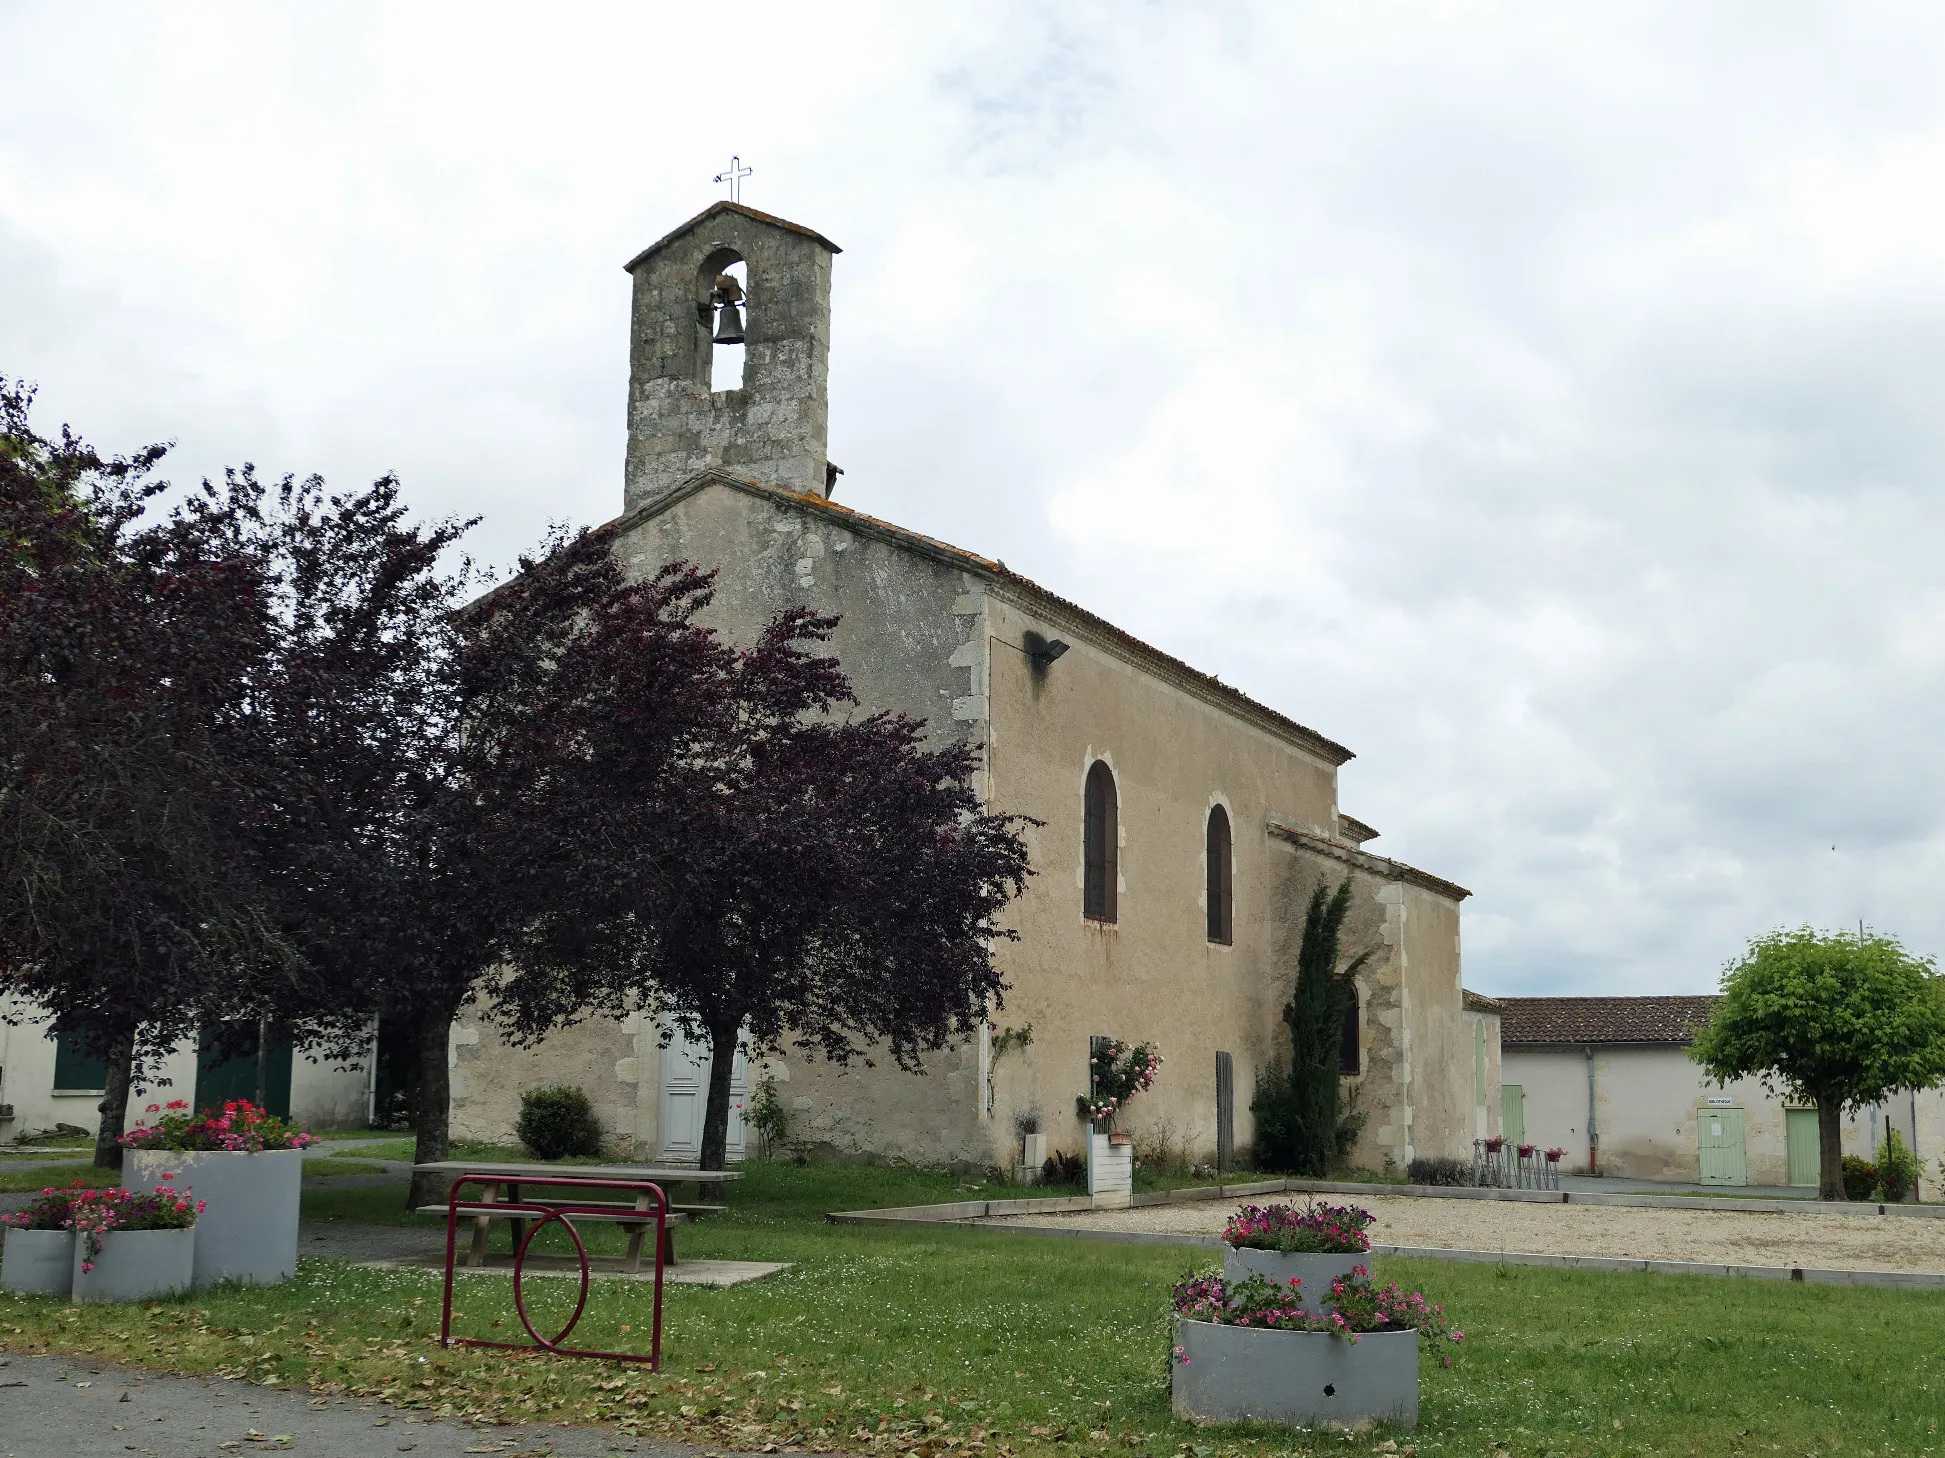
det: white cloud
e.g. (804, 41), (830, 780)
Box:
(6, 0), (1945, 993)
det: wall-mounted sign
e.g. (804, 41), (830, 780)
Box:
(1705, 1095), (1736, 1107)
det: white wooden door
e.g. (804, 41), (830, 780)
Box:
(657, 1022), (747, 1165)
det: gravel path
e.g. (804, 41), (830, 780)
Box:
(984, 1195), (1945, 1274)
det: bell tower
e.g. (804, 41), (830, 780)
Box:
(622, 202), (841, 511)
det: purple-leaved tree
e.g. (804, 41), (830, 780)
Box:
(0, 381), (290, 1167)
(481, 553), (1034, 1184)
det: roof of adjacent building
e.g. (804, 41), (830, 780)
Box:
(624, 201), (843, 272)
(1462, 989), (1504, 1013)
(1498, 995), (1721, 1047)
(616, 470), (1359, 768)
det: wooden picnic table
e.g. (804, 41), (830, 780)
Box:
(413, 1161), (742, 1271)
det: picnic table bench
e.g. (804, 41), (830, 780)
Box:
(412, 1160), (741, 1273)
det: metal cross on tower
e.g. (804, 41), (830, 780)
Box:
(714, 155), (752, 204)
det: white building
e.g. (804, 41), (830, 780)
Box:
(1498, 995), (1943, 1191)
(0, 999), (372, 1144)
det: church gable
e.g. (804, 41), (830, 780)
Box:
(610, 471), (993, 753)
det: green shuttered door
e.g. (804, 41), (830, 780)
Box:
(1500, 1084), (1524, 1147)
(1786, 1108), (1820, 1187)
(1698, 1107), (1747, 1185)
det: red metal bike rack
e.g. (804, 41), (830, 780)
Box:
(438, 1173), (668, 1367)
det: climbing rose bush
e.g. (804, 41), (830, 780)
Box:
(1222, 1200), (1374, 1254)
(1172, 1268), (1463, 1362)
(120, 1098), (319, 1152)
(1077, 1039), (1163, 1127)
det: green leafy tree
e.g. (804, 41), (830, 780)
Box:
(1690, 927), (1945, 1201)
(1251, 875), (1375, 1175)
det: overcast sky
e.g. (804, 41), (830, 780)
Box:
(6, 3), (1944, 996)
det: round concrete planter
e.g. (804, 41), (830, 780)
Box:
(1222, 1247), (1366, 1314)
(2, 1228), (76, 1296)
(1171, 1318), (1419, 1430)
(71, 1227), (195, 1303)
(125, 1147), (303, 1288)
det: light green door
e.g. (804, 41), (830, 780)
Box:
(1698, 1107), (1747, 1185)
(1500, 1084), (1524, 1147)
(1786, 1108), (1820, 1187)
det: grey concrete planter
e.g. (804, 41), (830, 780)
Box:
(126, 1147), (302, 1288)
(1172, 1318), (1419, 1430)
(71, 1228), (195, 1303)
(1223, 1247), (1366, 1314)
(2, 1228), (75, 1296)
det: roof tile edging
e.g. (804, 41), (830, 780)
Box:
(623, 201), (842, 273)
(1267, 821), (1472, 902)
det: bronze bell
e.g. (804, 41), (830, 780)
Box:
(713, 302), (746, 345)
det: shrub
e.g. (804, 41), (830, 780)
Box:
(745, 1072), (788, 1160)
(516, 1085), (604, 1160)
(1407, 1155), (1472, 1187)
(1874, 1128), (1919, 1202)
(1041, 1151), (1085, 1186)
(1841, 1154), (1878, 1201)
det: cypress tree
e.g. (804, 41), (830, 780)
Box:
(1252, 875), (1375, 1175)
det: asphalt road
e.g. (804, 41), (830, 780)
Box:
(0, 1351), (738, 1458)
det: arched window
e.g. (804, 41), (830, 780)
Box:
(1083, 760), (1118, 922)
(1340, 997), (1361, 1075)
(1205, 805), (1232, 944)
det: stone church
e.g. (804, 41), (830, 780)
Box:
(449, 201), (1497, 1173)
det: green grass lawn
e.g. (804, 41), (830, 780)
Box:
(325, 1136), (416, 1161)
(5, 1159), (1944, 1457)
(310, 1128), (399, 1142)
(0, 1136), (93, 1155)
(1, 1157), (390, 1193)
(0, 1160), (113, 1194)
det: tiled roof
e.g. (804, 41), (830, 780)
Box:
(617, 471), (1357, 768)
(1498, 995), (1720, 1047)
(1462, 989), (1504, 1013)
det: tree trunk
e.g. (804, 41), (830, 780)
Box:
(404, 1003), (457, 1211)
(254, 1014), (270, 1110)
(697, 1016), (740, 1202)
(1817, 1096), (1846, 1202)
(92, 1026), (137, 1172)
